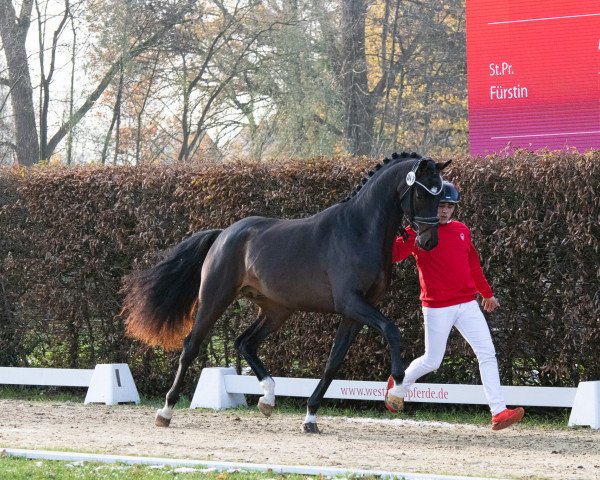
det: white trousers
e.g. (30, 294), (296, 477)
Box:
(401, 300), (506, 415)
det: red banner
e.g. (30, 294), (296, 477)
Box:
(466, 1), (600, 156)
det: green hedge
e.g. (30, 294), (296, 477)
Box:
(0, 151), (598, 396)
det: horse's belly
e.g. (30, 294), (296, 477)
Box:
(242, 275), (335, 313)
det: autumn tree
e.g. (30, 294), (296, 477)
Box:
(220, 0), (343, 160)
(1, 0), (468, 165)
(193, 0), (467, 160)
(331, 0), (467, 156)
(169, 0), (296, 163)
(0, 0), (197, 165)
(372, 0), (467, 155)
(91, 0), (302, 164)
(98, 51), (164, 165)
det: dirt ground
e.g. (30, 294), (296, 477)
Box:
(0, 399), (599, 480)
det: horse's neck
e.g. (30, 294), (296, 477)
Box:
(344, 176), (405, 249)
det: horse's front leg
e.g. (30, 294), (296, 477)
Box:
(341, 294), (406, 413)
(304, 317), (361, 433)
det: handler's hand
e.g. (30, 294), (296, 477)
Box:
(481, 296), (500, 312)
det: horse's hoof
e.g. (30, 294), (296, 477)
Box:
(155, 413), (172, 427)
(385, 392), (404, 413)
(258, 400), (273, 417)
(302, 422), (321, 434)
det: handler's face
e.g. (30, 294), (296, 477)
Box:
(438, 202), (456, 224)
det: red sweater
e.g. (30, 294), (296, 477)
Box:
(392, 221), (493, 308)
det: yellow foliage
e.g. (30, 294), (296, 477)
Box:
(364, 0), (398, 90)
(49, 153), (63, 165)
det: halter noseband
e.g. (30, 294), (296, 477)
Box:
(399, 159), (443, 228)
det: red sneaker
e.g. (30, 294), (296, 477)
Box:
(492, 407), (525, 431)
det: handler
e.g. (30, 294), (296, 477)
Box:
(386, 181), (524, 431)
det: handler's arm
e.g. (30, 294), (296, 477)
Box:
(392, 230), (416, 262)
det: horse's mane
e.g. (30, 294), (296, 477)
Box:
(340, 151), (423, 203)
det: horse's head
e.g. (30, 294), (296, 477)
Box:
(398, 156), (451, 251)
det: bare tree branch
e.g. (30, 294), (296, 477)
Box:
(312, 114), (343, 136)
(45, 15), (192, 159)
(38, 0), (71, 159)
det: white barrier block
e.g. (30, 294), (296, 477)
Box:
(84, 364), (140, 405)
(568, 381), (600, 429)
(190, 367), (247, 410)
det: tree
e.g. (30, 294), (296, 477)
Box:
(0, 0), (40, 166)
(1, 0), (469, 165)
(88, 1), (300, 164)
(225, 0), (344, 160)
(0, 0), (197, 165)
(0, 54), (15, 163)
(212, 0), (467, 159)
(328, 0), (467, 156)
(170, 0), (295, 163)
(337, 0), (406, 156)
(373, 0), (467, 155)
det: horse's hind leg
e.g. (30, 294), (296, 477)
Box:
(156, 290), (236, 427)
(304, 317), (361, 433)
(234, 304), (290, 417)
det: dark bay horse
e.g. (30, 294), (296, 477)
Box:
(122, 152), (450, 433)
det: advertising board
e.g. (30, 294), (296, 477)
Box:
(466, 1), (600, 155)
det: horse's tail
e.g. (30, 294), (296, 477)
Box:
(121, 229), (222, 350)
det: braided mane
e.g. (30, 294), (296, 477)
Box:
(340, 151), (422, 203)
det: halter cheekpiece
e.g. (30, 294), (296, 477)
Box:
(400, 159), (443, 228)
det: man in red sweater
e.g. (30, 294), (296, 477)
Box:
(387, 181), (524, 431)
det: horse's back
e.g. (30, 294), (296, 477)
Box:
(202, 214), (338, 311)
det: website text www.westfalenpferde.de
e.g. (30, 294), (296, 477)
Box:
(339, 386), (449, 401)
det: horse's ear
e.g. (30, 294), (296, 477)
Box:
(437, 160), (452, 171)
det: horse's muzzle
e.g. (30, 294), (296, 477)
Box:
(416, 226), (439, 251)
